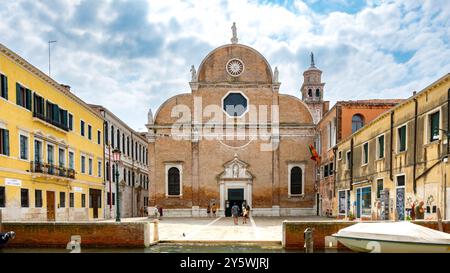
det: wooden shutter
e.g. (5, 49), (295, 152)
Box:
(25, 89), (32, 110)
(4, 129), (9, 156)
(16, 83), (22, 106)
(1, 75), (8, 99)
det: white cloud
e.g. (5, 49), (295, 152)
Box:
(0, 0), (448, 130)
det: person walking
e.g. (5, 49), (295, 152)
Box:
(242, 206), (248, 224)
(207, 204), (211, 217)
(231, 203), (240, 225)
(211, 203), (217, 217)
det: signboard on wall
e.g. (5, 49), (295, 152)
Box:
(72, 187), (83, 193)
(5, 178), (22, 187)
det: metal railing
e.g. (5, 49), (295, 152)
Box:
(30, 161), (75, 179)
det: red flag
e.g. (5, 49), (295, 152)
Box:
(308, 144), (321, 164)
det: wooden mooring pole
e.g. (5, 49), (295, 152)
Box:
(437, 208), (443, 232)
(0, 209), (2, 233)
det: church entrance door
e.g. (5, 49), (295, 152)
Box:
(225, 188), (244, 217)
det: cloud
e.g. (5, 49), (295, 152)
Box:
(0, 0), (449, 131)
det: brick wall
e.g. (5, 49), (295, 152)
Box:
(2, 222), (151, 248)
(283, 220), (450, 250)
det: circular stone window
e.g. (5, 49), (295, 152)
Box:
(223, 92), (248, 117)
(226, 59), (244, 77)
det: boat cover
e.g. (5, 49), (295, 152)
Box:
(334, 222), (450, 245)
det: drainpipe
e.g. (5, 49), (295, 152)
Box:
(333, 146), (337, 198)
(390, 111), (394, 181)
(131, 133), (134, 217)
(413, 96), (418, 194)
(350, 138), (354, 191)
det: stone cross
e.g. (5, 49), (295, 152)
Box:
(231, 22), (238, 44)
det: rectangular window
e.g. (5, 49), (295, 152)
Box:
(377, 135), (385, 159)
(107, 192), (111, 206)
(81, 193), (86, 208)
(81, 155), (86, 173)
(324, 164), (329, 177)
(338, 190), (346, 214)
(47, 144), (54, 174)
(16, 83), (32, 110)
(0, 128), (10, 156)
(0, 186), (5, 207)
(88, 158), (93, 175)
(429, 111), (440, 142)
(20, 134), (28, 160)
(88, 125), (92, 140)
(398, 125), (407, 152)
(70, 192), (74, 208)
(1, 74), (8, 99)
(69, 151), (74, 169)
(32, 93), (45, 118)
(80, 120), (85, 136)
(34, 140), (42, 162)
(59, 148), (65, 167)
(362, 142), (369, 165)
(361, 187), (372, 216)
(329, 162), (334, 175)
(112, 192), (115, 206)
(60, 192), (66, 208)
(98, 160), (102, 177)
(68, 113), (73, 131)
(397, 175), (405, 187)
(97, 130), (101, 145)
(35, 189), (42, 208)
(21, 188), (29, 207)
(376, 179), (384, 199)
(338, 151), (342, 160)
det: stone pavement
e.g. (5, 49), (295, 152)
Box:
(103, 216), (330, 242)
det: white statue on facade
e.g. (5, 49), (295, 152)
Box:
(190, 65), (197, 82)
(147, 108), (153, 124)
(232, 164), (239, 178)
(273, 67), (279, 83)
(231, 22), (238, 44)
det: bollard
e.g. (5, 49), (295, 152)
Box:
(153, 219), (159, 242)
(304, 227), (314, 253)
(66, 235), (81, 253)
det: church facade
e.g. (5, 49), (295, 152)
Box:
(146, 28), (328, 217)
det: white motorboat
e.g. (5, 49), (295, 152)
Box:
(332, 221), (450, 253)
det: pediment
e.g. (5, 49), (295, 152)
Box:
(218, 154), (253, 180)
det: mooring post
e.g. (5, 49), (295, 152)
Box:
(437, 208), (443, 232)
(153, 219), (159, 242)
(0, 209), (2, 233)
(304, 227), (314, 253)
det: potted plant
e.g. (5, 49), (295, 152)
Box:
(348, 212), (355, 221)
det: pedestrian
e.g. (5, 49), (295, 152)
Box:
(0, 231), (15, 246)
(158, 205), (164, 219)
(415, 201), (425, 219)
(212, 203), (217, 217)
(231, 202), (240, 225)
(242, 206), (248, 224)
(207, 204), (211, 217)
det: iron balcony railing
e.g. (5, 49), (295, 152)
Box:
(30, 161), (75, 179)
(33, 112), (69, 132)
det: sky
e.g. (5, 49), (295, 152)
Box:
(0, 0), (449, 131)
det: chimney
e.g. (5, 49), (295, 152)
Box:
(60, 84), (71, 91)
(413, 90), (417, 96)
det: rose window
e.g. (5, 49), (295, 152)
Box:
(226, 59), (244, 77)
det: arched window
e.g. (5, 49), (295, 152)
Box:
(116, 129), (120, 150)
(104, 122), (109, 145)
(112, 164), (115, 183)
(127, 137), (130, 156)
(290, 166), (303, 195)
(111, 126), (114, 147)
(168, 167), (181, 195)
(308, 89), (312, 97)
(106, 162), (110, 182)
(122, 133), (125, 154)
(315, 89), (320, 98)
(123, 167), (127, 183)
(352, 114), (365, 133)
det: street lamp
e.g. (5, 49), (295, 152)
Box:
(112, 149), (121, 222)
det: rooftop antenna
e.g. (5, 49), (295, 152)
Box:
(48, 40), (57, 77)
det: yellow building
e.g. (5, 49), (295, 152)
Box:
(0, 43), (104, 221)
(335, 73), (450, 221)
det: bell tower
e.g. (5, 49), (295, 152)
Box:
(301, 52), (326, 124)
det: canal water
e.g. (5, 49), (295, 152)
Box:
(1, 243), (348, 253)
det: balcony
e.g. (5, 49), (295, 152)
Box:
(30, 161), (75, 179)
(33, 112), (69, 132)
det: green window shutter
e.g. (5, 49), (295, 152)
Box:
(26, 89), (32, 110)
(1, 75), (8, 99)
(16, 83), (22, 106)
(379, 136), (384, 158)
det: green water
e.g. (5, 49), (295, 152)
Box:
(1, 244), (346, 253)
